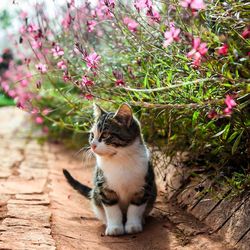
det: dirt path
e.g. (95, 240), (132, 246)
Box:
(0, 107), (235, 250)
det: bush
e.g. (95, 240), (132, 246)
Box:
(1, 0), (249, 192)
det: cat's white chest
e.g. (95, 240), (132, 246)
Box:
(96, 142), (149, 207)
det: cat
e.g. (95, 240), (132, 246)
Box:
(63, 103), (157, 236)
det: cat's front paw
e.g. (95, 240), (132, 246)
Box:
(105, 225), (124, 236)
(125, 223), (143, 234)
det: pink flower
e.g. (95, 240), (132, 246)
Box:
(20, 79), (28, 87)
(57, 60), (67, 70)
(20, 11), (28, 19)
(180, 0), (205, 10)
(163, 23), (181, 47)
(42, 109), (51, 115)
(62, 11), (72, 30)
(242, 27), (250, 39)
(82, 76), (94, 86)
(223, 95), (237, 116)
(85, 93), (94, 100)
(36, 63), (47, 73)
(63, 72), (71, 82)
(52, 45), (64, 57)
(123, 17), (139, 33)
(115, 79), (125, 86)
(104, 0), (115, 8)
(223, 107), (232, 116)
(207, 110), (218, 119)
(31, 108), (39, 114)
(187, 37), (208, 66)
(85, 52), (101, 69)
(27, 24), (38, 33)
(225, 95), (237, 109)
(35, 116), (44, 124)
(147, 8), (161, 23)
(134, 0), (152, 11)
(31, 40), (42, 49)
(87, 20), (97, 32)
(218, 43), (228, 55)
(42, 126), (49, 133)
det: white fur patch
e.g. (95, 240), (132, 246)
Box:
(103, 204), (124, 236)
(125, 203), (146, 234)
(96, 138), (149, 211)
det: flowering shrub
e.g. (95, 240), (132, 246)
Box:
(1, 0), (249, 191)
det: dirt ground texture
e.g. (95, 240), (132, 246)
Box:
(0, 107), (236, 250)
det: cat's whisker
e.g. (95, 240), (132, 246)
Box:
(73, 146), (91, 158)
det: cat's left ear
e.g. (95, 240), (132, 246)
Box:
(93, 103), (106, 120)
(114, 103), (133, 127)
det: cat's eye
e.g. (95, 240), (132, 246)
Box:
(100, 132), (109, 140)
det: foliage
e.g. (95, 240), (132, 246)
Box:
(0, 0), (249, 192)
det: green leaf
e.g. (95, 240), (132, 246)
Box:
(143, 72), (149, 88)
(192, 111), (200, 127)
(212, 125), (227, 138)
(222, 124), (230, 140)
(232, 130), (244, 155)
(228, 131), (239, 142)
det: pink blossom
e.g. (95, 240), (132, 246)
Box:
(180, 0), (205, 10)
(82, 76), (94, 86)
(225, 95), (237, 109)
(8, 90), (16, 98)
(242, 27), (250, 39)
(35, 116), (44, 124)
(85, 52), (101, 69)
(87, 20), (97, 32)
(187, 37), (208, 66)
(223, 107), (233, 116)
(85, 93), (94, 100)
(147, 8), (161, 23)
(36, 63), (47, 73)
(63, 72), (71, 82)
(95, 1), (113, 20)
(104, 0), (115, 8)
(223, 95), (237, 116)
(163, 23), (181, 47)
(42, 126), (49, 133)
(27, 24), (38, 33)
(52, 45), (64, 57)
(42, 109), (51, 115)
(218, 43), (228, 55)
(62, 11), (72, 30)
(57, 60), (67, 70)
(123, 17), (139, 33)
(207, 110), (218, 119)
(20, 79), (28, 87)
(115, 79), (125, 86)
(20, 11), (28, 19)
(134, 0), (152, 11)
(20, 25), (26, 35)
(31, 40), (42, 49)
(31, 108), (39, 114)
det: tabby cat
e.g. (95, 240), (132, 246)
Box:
(63, 103), (157, 236)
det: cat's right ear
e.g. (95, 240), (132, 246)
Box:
(93, 103), (106, 119)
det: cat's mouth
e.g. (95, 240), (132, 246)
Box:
(92, 149), (117, 157)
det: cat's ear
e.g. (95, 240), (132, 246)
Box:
(114, 103), (132, 127)
(93, 103), (106, 119)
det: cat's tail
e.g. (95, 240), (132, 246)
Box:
(63, 169), (91, 199)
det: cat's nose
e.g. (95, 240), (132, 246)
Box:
(91, 143), (97, 150)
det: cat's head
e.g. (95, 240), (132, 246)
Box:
(89, 103), (141, 157)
